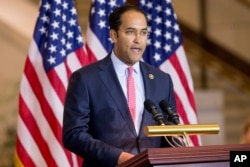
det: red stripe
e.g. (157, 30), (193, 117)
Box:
(47, 69), (66, 104)
(85, 44), (98, 63)
(64, 61), (72, 83)
(174, 93), (189, 124)
(19, 96), (58, 166)
(24, 57), (73, 165)
(189, 135), (199, 146)
(16, 136), (36, 167)
(77, 156), (83, 166)
(169, 54), (197, 112)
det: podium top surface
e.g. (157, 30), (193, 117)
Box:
(118, 144), (250, 167)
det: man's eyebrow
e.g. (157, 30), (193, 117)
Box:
(125, 27), (148, 31)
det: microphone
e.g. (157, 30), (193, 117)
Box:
(159, 100), (180, 125)
(144, 99), (165, 125)
(145, 99), (187, 147)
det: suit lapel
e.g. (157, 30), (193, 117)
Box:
(140, 62), (154, 102)
(139, 63), (157, 136)
(98, 56), (137, 136)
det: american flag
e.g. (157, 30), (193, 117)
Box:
(85, 0), (126, 60)
(15, 0), (86, 166)
(139, 0), (201, 146)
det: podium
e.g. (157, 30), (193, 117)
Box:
(118, 144), (250, 167)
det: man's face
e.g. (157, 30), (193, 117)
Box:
(110, 10), (148, 66)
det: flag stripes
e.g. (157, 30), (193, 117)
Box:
(139, 0), (201, 146)
(15, 0), (85, 166)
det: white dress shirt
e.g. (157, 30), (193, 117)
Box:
(111, 52), (145, 134)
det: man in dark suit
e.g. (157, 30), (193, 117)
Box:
(63, 4), (176, 167)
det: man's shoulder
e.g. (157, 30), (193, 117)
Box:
(75, 55), (111, 73)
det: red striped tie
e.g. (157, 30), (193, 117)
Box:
(127, 67), (136, 123)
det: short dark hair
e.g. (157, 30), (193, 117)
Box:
(108, 4), (148, 32)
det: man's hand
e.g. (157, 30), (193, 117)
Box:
(117, 152), (134, 165)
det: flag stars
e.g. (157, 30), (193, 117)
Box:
(108, 37), (113, 44)
(77, 35), (83, 43)
(62, 2), (68, 9)
(62, 14), (67, 22)
(60, 49), (66, 57)
(154, 28), (162, 37)
(34, 0), (84, 71)
(154, 41), (161, 49)
(67, 31), (74, 38)
(99, 0), (106, 5)
(138, 0), (184, 67)
(39, 26), (46, 34)
(147, 14), (152, 21)
(53, 8), (61, 17)
(156, 5), (162, 12)
(155, 16), (162, 24)
(108, 0), (117, 8)
(164, 44), (171, 52)
(66, 42), (72, 50)
(68, 18), (76, 26)
(43, 2), (50, 11)
(98, 20), (106, 29)
(153, 53), (161, 62)
(165, 20), (171, 27)
(51, 21), (60, 29)
(50, 32), (58, 40)
(174, 24), (180, 31)
(98, 9), (106, 17)
(70, 7), (77, 15)
(147, 38), (152, 45)
(47, 56), (56, 64)
(140, 0), (146, 5)
(61, 38), (66, 45)
(41, 15), (49, 23)
(165, 8), (171, 16)
(55, 0), (62, 5)
(174, 36), (179, 44)
(164, 32), (171, 40)
(48, 45), (57, 53)
(146, 2), (153, 9)
(62, 26), (66, 33)
(91, 7), (95, 15)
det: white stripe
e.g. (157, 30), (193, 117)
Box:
(17, 115), (47, 167)
(159, 60), (198, 124)
(175, 46), (195, 92)
(20, 75), (71, 167)
(28, 40), (64, 126)
(86, 24), (107, 60)
(66, 51), (82, 73)
(72, 153), (79, 167)
(54, 63), (68, 91)
(168, 46), (200, 146)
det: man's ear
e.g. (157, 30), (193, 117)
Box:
(110, 29), (118, 43)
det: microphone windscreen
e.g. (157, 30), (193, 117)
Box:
(144, 99), (156, 113)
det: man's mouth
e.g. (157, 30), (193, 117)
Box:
(131, 47), (141, 54)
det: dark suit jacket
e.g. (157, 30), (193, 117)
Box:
(63, 54), (176, 167)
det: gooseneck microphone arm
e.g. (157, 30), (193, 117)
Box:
(144, 99), (165, 125)
(159, 100), (180, 125)
(159, 100), (190, 146)
(144, 99), (186, 147)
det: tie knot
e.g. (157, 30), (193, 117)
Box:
(128, 67), (134, 75)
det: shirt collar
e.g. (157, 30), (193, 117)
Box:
(111, 51), (140, 75)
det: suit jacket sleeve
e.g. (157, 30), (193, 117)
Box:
(62, 69), (122, 167)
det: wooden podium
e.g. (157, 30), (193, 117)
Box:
(118, 144), (250, 167)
